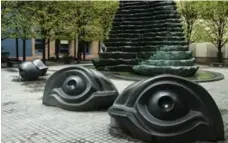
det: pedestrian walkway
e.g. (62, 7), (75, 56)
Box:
(1, 66), (228, 143)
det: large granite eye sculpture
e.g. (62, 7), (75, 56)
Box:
(108, 75), (224, 143)
(42, 66), (119, 111)
(32, 59), (48, 76)
(19, 61), (41, 81)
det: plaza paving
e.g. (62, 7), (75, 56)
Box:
(1, 65), (228, 143)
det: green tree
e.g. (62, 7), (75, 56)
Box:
(29, 1), (70, 63)
(2, 1), (119, 63)
(194, 1), (228, 63)
(1, 1), (35, 61)
(14, 2), (36, 61)
(176, 1), (199, 45)
(81, 1), (119, 41)
(1, 1), (12, 41)
(92, 1), (119, 54)
(78, 1), (119, 61)
(60, 1), (119, 61)
(55, 1), (100, 61)
(1, 1), (19, 60)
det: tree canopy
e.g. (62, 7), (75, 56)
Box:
(176, 1), (198, 45)
(1, 1), (119, 41)
(1, 1), (119, 62)
(54, 1), (119, 41)
(193, 1), (228, 47)
(176, 1), (228, 62)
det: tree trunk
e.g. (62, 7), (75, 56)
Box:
(186, 38), (191, 47)
(77, 50), (81, 63)
(74, 36), (76, 59)
(77, 44), (81, 64)
(55, 39), (60, 60)
(186, 20), (192, 46)
(98, 41), (101, 54)
(77, 39), (82, 63)
(83, 43), (86, 61)
(217, 43), (223, 63)
(15, 38), (19, 62)
(186, 25), (190, 46)
(217, 50), (223, 63)
(47, 39), (50, 60)
(22, 39), (26, 61)
(217, 19), (224, 63)
(42, 38), (46, 64)
(217, 39), (223, 63)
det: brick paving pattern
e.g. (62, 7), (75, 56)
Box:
(1, 66), (228, 143)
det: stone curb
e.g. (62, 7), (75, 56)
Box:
(47, 65), (224, 83)
(102, 70), (224, 83)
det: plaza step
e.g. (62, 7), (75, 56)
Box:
(106, 45), (189, 52)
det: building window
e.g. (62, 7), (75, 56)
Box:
(35, 39), (43, 53)
(85, 42), (90, 55)
(59, 40), (69, 53)
(78, 40), (90, 55)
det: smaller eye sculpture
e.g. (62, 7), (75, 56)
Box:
(108, 74), (224, 143)
(42, 66), (119, 111)
(32, 59), (48, 76)
(19, 61), (41, 81)
(19, 59), (48, 81)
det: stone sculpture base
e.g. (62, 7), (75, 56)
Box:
(133, 65), (199, 77)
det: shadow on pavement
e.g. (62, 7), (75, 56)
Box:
(11, 76), (47, 92)
(2, 68), (19, 73)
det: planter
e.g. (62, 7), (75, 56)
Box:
(217, 52), (224, 63)
(210, 62), (225, 67)
(62, 53), (71, 64)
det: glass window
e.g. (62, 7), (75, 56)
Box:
(59, 40), (69, 53)
(85, 42), (90, 54)
(35, 39), (43, 53)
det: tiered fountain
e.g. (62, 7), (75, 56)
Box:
(92, 1), (198, 76)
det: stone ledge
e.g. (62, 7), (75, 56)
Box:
(102, 70), (224, 83)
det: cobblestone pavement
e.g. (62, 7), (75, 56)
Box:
(1, 66), (228, 143)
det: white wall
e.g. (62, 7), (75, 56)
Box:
(225, 44), (228, 58)
(190, 42), (228, 58)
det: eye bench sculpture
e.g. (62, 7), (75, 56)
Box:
(19, 59), (48, 81)
(41, 0), (224, 141)
(32, 59), (48, 76)
(42, 66), (224, 143)
(42, 66), (119, 111)
(108, 74), (224, 143)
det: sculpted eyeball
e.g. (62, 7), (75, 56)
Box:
(108, 75), (224, 143)
(42, 66), (119, 111)
(19, 61), (40, 81)
(32, 59), (48, 76)
(19, 59), (48, 81)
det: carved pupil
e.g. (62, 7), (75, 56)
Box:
(67, 80), (77, 90)
(158, 96), (175, 112)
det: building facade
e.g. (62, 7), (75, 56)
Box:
(1, 38), (99, 61)
(1, 39), (33, 58)
(190, 43), (228, 65)
(2, 38), (228, 65)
